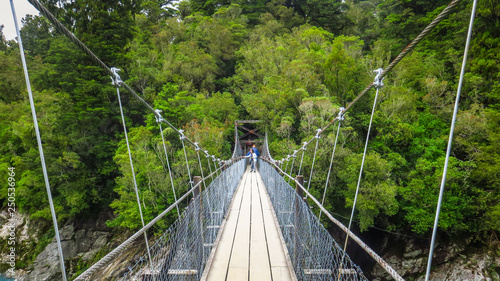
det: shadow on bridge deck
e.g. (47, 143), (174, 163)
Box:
(203, 166), (296, 281)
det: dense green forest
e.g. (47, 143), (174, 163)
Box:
(1, 0), (499, 271)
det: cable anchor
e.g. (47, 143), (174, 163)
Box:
(179, 129), (186, 140)
(110, 67), (122, 87)
(373, 68), (385, 89)
(154, 109), (165, 123)
(315, 128), (322, 139)
(338, 107), (345, 121)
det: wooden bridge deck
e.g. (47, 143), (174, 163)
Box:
(203, 166), (296, 281)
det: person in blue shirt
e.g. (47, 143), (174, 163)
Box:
(245, 145), (260, 172)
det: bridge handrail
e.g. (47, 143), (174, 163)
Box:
(74, 157), (245, 281)
(264, 158), (404, 281)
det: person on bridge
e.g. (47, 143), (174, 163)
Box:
(246, 144), (260, 157)
(246, 150), (258, 172)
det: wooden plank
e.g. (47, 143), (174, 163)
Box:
(205, 171), (249, 281)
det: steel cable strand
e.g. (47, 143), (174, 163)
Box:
(112, 70), (154, 278)
(180, 130), (194, 192)
(157, 120), (180, 216)
(195, 143), (207, 189)
(9, 1), (67, 280)
(287, 151), (297, 184)
(306, 129), (322, 198)
(319, 109), (344, 221)
(205, 150), (215, 181)
(297, 143), (307, 176)
(338, 70), (384, 281)
(425, 0), (478, 280)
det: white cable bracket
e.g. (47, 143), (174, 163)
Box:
(338, 107), (346, 121)
(179, 129), (186, 140)
(154, 109), (165, 123)
(194, 142), (200, 151)
(293, 150), (298, 157)
(110, 67), (122, 87)
(302, 142), (308, 150)
(373, 68), (385, 89)
(204, 150), (210, 157)
(315, 128), (322, 139)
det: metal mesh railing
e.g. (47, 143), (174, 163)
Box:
(120, 159), (246, 281)
(259, 160), (368, 281)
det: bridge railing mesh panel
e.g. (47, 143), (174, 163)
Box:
(120, 159), (246, 281)
(259, 160), (368, 281)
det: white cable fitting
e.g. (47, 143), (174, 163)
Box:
(373, 68), (385, 89)
(293, 150), (298, 157)
(178, 129), (186, 140)
(302, 142), (308, 149)
(154, 109), (165, 123)
(315, 128), (322, 139)
(110, 67), (122, 86)
(194, 142), (200, 151)
(338, 107), (345, 121)
(204, 150), (209, 157)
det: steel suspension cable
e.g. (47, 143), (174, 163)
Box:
(284, 159), (290, 177)
(195, 143), (207, 189)
(205, 150), (214, 181)
(9, 1), (67, 280)
(156, 114), (180, 216)
(339, 71), (384, 280)
(112, 69), (154, 275)
(179, 130), (194, 191)
(425, 0), (478, 279)
(319, 108), (344, 221)
(306, 129), (322, 198)
(297, 142), (307, 176)
(287, 151), (297, 183)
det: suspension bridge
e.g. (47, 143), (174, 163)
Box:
(8, 0), (479, 280)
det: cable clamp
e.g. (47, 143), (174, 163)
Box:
(179, 129), (186, 140)
(302, 142), (308, 150)
(373, 68), (384, 89)
(110, 67), (123, 87)
(293, 150), (298, 157)
(204, 150), (210, 157)
(315, 128), (322, 139)
(154, 109), (165, 123)
(338, 107), (345, 121)
(194, 142), (200, 151)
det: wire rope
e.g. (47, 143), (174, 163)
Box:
(9, 1), (67, 280)
(425, 0), (478, 279)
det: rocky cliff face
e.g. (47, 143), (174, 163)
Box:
(370, 238), (500, 281)
(17, 223), (112, 281)
(9, 212), (147, 281)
